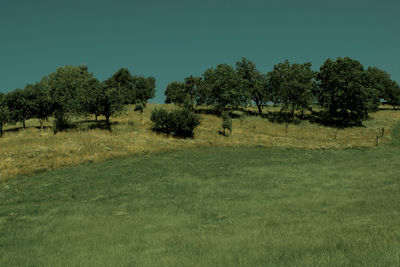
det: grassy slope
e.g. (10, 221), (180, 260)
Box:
(0, 126), (399, 266)
(1, 104), (399, 180)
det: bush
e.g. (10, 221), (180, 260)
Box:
(221, 111), (232, 135)
(150, 108), (200, 138)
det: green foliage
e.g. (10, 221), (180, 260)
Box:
(4, 88), (32, 128)
(165, 75), (205, 110)
(0, 92), (10, 136)
(221, 111), (232, 135)
(47, 65), (95, 131)
(107, 68), (135, 104)
(365, 67), (400, 109)
(267, 59), (315, 117)
(27, 80), (54, 124)
(236, 57), (269, 115)
(165, 81), (186, 104)
(132, 75), (156, 109)
(315, 57), (380, 126)
(77, 77), (103, 119)
(203, 63), (246, 111)
(385, 81), (400, 109)
(98, 81), (125, 128)
(150, 107), (200, 138)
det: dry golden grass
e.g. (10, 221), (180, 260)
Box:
(1, 104), (399, 181)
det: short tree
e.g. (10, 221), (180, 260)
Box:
(236, 58), (269, 115)
(315, 57), (380, 125)
(221, 111), (232, 135)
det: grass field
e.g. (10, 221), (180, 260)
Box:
(0, 124), (399, 266)
(1, 104), (399, 180)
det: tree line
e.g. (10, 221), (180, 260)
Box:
(1, 57), (400, 137)
(0, 66), (156, 136)
(165, 57), (400, 126)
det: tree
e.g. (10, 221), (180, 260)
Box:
(0, 92), (10, 136)
(385, 80), (400, 110)
(5, 88), (32, 128)
(99, 77), (126, 129)
(165, 81), (186, 104)
(236, 58), (268, 115)
(365, 66), (400, 110)
(108, 68), (135, 104)
(165, 75), (206, 110)
(47, 65), (94, 131)
(315, 57), (380, 126)
(27, 79), (54, 130)
(267, 59), (315, 119)
(77, 77), (103, 121)
(132, 75), (156, 111)
(203, 63), (245, 112)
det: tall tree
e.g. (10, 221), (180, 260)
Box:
(315, 57), (380, 125)
(47, 65), (94, 131)
(0, 92), (10, 136)
(203, 63), (245, 111)
(236, 58), (268, 115)
(267, 60), (315, 118)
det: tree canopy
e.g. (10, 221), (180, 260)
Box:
(203, 63), (245, 111)
(236, 58), (268, 115)
(315, 57), (380, 125)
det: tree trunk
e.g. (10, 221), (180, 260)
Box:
(95, 114), (98, 122)
(40, 119), (44, 130)
(257, 103), (262, 116)
(105, 115), (111, 131)
(23, 120), (26, 129)
(0, 123), (3, 137)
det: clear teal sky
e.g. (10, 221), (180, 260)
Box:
(1, 0), (399, 103)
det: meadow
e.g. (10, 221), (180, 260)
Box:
(1, 104), (399, 180)
(0, 123), (399, 265)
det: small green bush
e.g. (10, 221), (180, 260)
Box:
(150, 108), (200, 138)
(221, 111), (232, 135)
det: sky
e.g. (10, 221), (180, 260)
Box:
(1, 0), (399, 103)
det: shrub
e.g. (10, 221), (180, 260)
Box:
(221, 111), (232, 135)
(150, 108), (200, 138)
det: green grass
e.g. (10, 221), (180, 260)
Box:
(1, 127), (399, 266)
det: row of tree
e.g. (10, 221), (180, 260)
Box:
(165, 57), (400, 126)
(0, 66), (156, 135)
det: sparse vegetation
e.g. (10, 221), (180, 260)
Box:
(1, 104), (399, 181)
